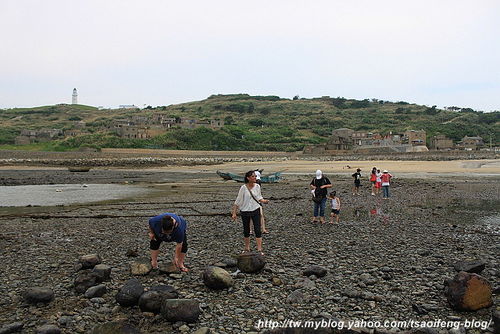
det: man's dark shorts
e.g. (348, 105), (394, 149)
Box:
(150, 233), (188, 253)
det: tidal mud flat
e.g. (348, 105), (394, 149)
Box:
(0, 168), (499, 334)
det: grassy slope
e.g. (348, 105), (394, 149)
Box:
(0, 96), (498, 151)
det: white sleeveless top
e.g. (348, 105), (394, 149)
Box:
(331, 198), (340, 210)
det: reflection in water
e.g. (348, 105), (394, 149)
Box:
(369, 206), (390, 223)
(481, 214), (500, 235)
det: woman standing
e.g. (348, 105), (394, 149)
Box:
(232, 170), (269, 254)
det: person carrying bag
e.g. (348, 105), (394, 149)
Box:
(309, 169), (332, 223)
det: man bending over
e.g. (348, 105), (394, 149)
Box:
(148, 213), (189, 272)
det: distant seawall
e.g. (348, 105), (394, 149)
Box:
(0, 149), (497, 167)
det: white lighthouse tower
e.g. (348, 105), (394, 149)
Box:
(72, 88), (78, 104)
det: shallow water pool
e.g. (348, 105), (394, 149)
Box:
(0, 184), (152, 207)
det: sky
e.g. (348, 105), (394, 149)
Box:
(1, 0), (499, 111)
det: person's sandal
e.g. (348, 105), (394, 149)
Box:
(179, 266), (189, 272)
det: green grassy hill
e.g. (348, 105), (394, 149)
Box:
(0, 95), (498, 151)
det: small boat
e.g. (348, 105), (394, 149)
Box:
(67, 167), (91, 172)
(216, 170), (282, 183)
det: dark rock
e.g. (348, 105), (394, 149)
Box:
(161, 299), (201, 323)
(74, 271), (102, 294)
(91, 321), (141, 334)
(202, 266), (234, 289)
(93, 264), (112, 281)
(150, 285), (179, 299)
(237, 252), (266, 273)
(0, 322), (24, 334)
(85, 284), (107, 298)
(24, 287), (54, 304)
(129, 258), (152, 276)
(79, 254), (102, 269)
(138, 291), (165, 313)
(158, 263), (180, 274)
(286, 290), (306, 304)
(125, 248), (139, 257)
(213, 257), (237, 268)
(115, 278), (144, 307)
(411, 303), (429, 315)
(417, 249), (431, 256)
(453, 260), (486, 274)
(303, 265), (327, 278)
(36, 324), (61, 334)
(445, 271), (492, 311)
(192, 328), (211, 334)
(271, 277), (283, 286)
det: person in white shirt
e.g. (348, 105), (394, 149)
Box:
(231, 170), (270, 254)
(328, 191), (341, 224)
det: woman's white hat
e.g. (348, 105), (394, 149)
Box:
(383, 170), (388, 173)
(315, 170), (323, 179)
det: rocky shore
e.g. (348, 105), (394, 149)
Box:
(0, 170), (498, 333)
(0, 149), (497, 169)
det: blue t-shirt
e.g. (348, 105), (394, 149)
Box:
(148, 213), (187, 243)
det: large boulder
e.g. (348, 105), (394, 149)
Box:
(138, 285), (179, 313)
(161, 299), (201, 323)
(303, 265), (327, 278)
(445, 271), (492, 311)
(91, 321), (141, 334)
(202, 266), (234, 289)
(138, 291), (165, 313)
(74, 271), (102, 294)
(237, 252), (266, 273)
(115, 279), (144, 307)
(129, 258), (152, 276)
(453, 260), (486, 274)
(24, 287), (54, 304)
(93, 264), (112, 281)
(79, 254), (102, 269)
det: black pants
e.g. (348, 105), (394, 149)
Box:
(149, 233), (188, 253)
(241, 208), (261, 238)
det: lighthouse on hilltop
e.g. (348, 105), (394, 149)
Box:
(72, 88), (78, 104)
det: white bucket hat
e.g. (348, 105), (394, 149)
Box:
(315, 170), (323, 179)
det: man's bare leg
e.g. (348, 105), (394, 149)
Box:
(150, 249), (160, 268)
